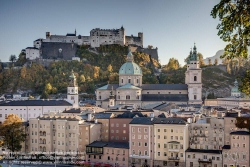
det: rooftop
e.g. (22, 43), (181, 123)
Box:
(153, 117), (186, 125)
(129, 117), (154, 125)
(0, 100), (72, 106)
(87, 141), (129, 149)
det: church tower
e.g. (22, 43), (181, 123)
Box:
(67, 70), (79, 108)
(185, 44), (202, 104)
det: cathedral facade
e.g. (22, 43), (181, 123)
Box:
(96, 45), (202, 109)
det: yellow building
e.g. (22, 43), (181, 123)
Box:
(153, 118), (189, 167)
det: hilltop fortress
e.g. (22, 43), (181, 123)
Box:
(25, 26), (158, 62)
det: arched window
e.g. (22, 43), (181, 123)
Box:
(121, 79), (123, 83)
(128, 79), (131, 83)
(194, 76), (197, 81)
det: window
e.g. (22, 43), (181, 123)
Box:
(164, 144), (167, 148)
(138, 128), (141, 133)
(193, 154), (195, 158)
(132, 142), (134, 146)
(158, 152), (160, 156)
(171, 129), (173, 132)
(164, 135), (167, 139)
(138, 135), (141, 139)
(108, 156), (110, 160)
(194, 76), (197, 81)
(164, 129), (166, 132)
(164, 152), (167, 156)
(145, 151), (148, 156)
(190, 162), (193, 167)
(132, 127), (135, 133)
(158, 143), (160, 148)
(194, 95), (197, 100)
(138, 142), (141, 147)
(132, 134), (135, 139)
(126, 95), (130, 99)
(123, 130), (126, 133)
(123, 124), (126, 127)
(144, 142), (147, 147)
(128, 79), (131, 83)
(158, 129), (160, 132)
(158, 135), (160, 139)
(144, 128), (148, 133)
(180, 136), (183, 140)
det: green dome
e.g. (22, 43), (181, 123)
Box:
(119, 62), (142, 75)
(231, 87), (239, 92)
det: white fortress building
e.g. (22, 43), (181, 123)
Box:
(96, 44), (202, 109)
(26, 26), (144, 61)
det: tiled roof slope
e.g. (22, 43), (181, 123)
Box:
(0, 100), (72, 106)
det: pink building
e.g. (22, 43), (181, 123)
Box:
(109, 112), (144, 142)
(222, 131), (250, 167)
(86, 141), (129, 167)
(129, 117), (154, 167)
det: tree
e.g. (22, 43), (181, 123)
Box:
(163, 58), (180, 71)
(208, 58), (212, 66)
(239, 70), (250, 95)
(0, 114), (27, 152)
(214, 58), (218, 65)
(9, 55), (17, 66)
(45, 83), (53, 94)
(197, 53), (206, 67)
(80, 74), (86, 83)
(235, 117), (250, 131)
(107, 64), (113, 73)
(211, 0), (250, 59)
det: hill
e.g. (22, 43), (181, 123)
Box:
(204, 50), (224, 65)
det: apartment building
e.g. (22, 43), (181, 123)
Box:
(86, 141), (129, 167)
(109, 112), (144, 142)
(223, 131), (250, 167)
(78, 120), (101, 154)
(93, 113), (114, 141)
(186, 117), (224, 167)
(153, 118), (189, 167)
(29, 113), (84, 154)
(129, 117), (154, 167)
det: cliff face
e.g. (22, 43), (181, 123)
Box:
(201, 67), (235, 98)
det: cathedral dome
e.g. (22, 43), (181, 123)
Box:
(119, 51), (142, 75)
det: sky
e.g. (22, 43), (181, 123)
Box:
(0, 0), (226, 66)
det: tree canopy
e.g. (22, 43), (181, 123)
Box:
(0, 114), (27, 152)
(211, 0), (250, 59)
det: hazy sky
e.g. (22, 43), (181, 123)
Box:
(0, 0), (226, 66)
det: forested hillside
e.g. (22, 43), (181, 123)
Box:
(0, 45), (248, 99)
(0, 45), (160, 98)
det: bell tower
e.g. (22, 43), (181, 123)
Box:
(185, 44), (202, 104)
(67, 70), (79, 108)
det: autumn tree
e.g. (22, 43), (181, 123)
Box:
(211, 0), (250, 59)
(214, 58), (218, 65)
(93, 66), (100, 79)
(197, 53), (206, 67)
(163, 58), (180, 71)
(235, 117), (250, 131)
(107, 64), (113, 73)
(0, 114), (27, 152)
(208, 58), (212, 66)
(239, 70), (250, 95)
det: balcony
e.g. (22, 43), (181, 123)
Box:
(198, 158), (212, 163)
(168, 148), (180, 152)
(168, 157), (179, 161)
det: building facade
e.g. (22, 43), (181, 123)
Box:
(96, 45), (202, 109)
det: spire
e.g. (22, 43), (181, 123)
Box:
(234, 79), (238, 87)
(127, 47), (134, 62)
(190, 47), (192, 55)
(193, 42), (197, 53)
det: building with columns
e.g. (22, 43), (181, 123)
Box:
(96, 44), (202, 109)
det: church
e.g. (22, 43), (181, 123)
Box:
(96, 44), (202, 109)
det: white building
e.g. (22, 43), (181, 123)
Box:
(0, 71), (79, 123)
(96, 44), (202, 109)
(25, 47), (40, 60)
